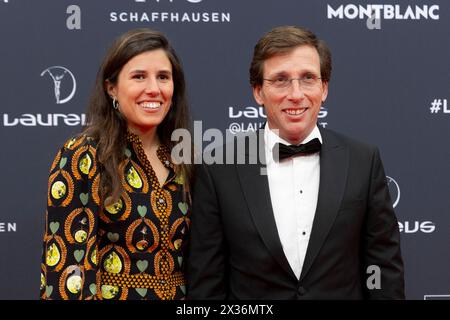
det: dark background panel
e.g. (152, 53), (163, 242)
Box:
(0, 0), (448, 299)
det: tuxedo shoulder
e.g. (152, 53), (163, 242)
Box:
(320, 128), (378, 153)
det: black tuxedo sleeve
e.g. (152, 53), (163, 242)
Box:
(186, 164), (228, 299)
(363, 148), (405, 299)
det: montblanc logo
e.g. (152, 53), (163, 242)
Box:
(41, 66), (77, 104)
(327, 4), (439, 29)
(327, 4), (439, 20)
(386, 176), (400, 208)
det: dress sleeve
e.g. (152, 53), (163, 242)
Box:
(40, 136), (100, 300)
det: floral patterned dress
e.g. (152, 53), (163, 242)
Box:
(40, 133), (190, 300)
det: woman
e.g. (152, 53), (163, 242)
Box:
(40, 28), (193, 300)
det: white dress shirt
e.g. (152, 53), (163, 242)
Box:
(264, 126), (322, 279)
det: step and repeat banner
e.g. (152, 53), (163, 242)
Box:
(0, 0), (449, 300)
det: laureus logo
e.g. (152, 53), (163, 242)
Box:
(40, 66), (77, 104)
(1, 66), (83, 127)
(386, 176), (400, 208)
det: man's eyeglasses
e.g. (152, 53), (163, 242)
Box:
(263, 74), (322, 91)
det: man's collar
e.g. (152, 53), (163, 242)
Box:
(264, 125), (323, 154)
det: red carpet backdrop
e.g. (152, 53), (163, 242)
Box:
(0, 0), (449, 299)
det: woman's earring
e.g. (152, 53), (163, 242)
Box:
(112, 98), (119, 110)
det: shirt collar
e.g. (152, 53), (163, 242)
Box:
(264, 125), (322, 161)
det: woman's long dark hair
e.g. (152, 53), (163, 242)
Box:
(83, 28), (193, 206)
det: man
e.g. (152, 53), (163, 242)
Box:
(186, 26), (404, 299)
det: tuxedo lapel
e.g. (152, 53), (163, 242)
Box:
(300, 129), (349, 281)
(235, 130), (296, 279)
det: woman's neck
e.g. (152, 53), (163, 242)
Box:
(128, 126), (160, 151)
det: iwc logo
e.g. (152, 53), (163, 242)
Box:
(0, 222), (17, 233)
(112, 0), (230, 24)
(386, 176), (400, 208)
(41, 66), (77, 104)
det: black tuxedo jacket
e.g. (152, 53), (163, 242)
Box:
(186, 128), (404, 299)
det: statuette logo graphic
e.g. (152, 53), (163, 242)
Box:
(41, 66), (77, 104)
(386, 176), (400, 208)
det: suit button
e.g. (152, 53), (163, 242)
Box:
(298, 286), (306, 295)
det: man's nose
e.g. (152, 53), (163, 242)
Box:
(288, 79), (305, 100)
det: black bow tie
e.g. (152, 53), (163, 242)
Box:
(273, 138), (322, 161)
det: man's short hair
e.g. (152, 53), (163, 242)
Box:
(249, 26), (332, 87)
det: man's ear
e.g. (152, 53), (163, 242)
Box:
(252, 85), (264, 106)
(321, 81), (329, 102)
(105, 79), (117, 99)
